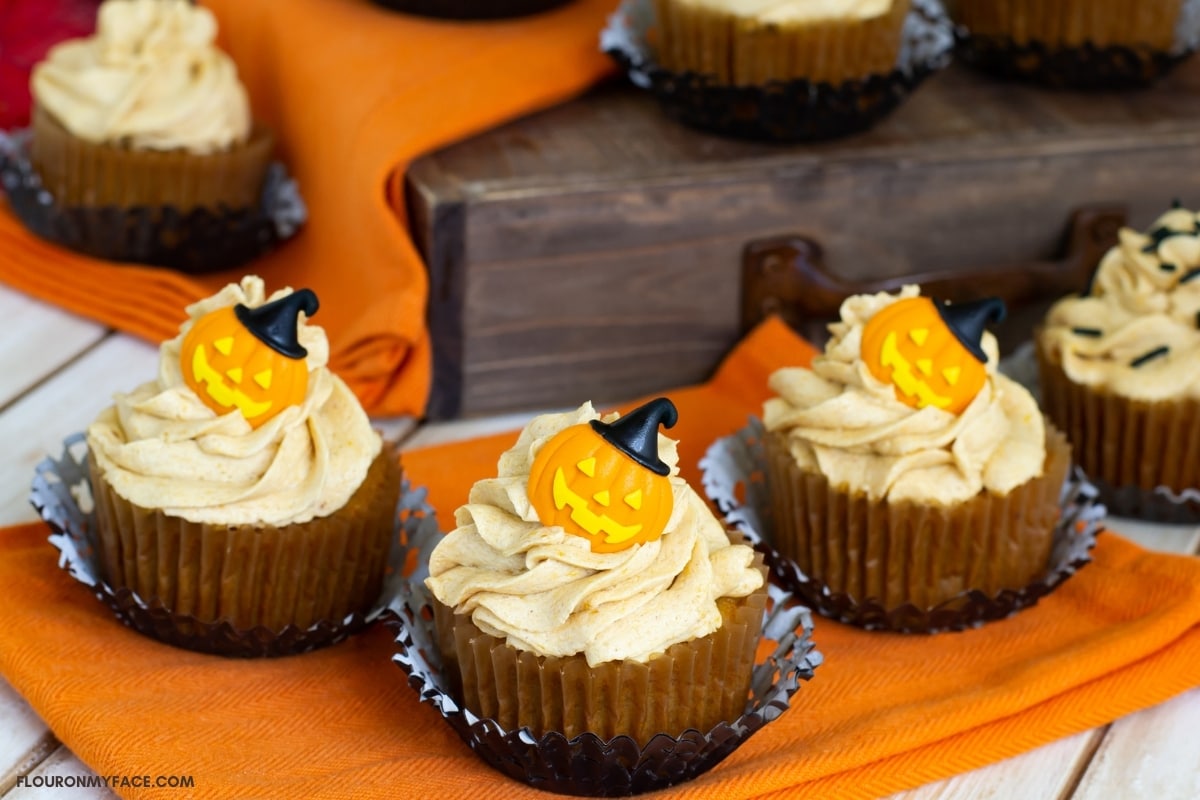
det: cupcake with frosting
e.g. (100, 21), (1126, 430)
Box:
(763, 286), (1070, 612)
(425, 398), (767, 742)
(28, 0), (272, 214)
(86, 276), (400, 641)
(1037, 204), (1200, 519)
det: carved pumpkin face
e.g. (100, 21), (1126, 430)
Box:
(861, 296), (996, 416)
(180, 305), (309, 428)
(527, 423), (675, 553)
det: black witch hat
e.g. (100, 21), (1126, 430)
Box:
(235, 289), (320, 359)
(934, 297), (1006, 363)
(590, 397), (678, 476)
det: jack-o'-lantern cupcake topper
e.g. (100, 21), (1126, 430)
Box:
(181, 289), (319, 428)
(861, 295), (1006, 415)
(527, 398), (679, 553)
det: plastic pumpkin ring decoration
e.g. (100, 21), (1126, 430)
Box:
(861, 295), (1006, 415)
(527, 398), (679, 553)
(181, 289), (319, 428)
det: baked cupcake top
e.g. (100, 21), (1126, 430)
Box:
(31, 0), (251, 154)
(425, 400), (763, 667)
(764, 285), (1045, 505)
(87, 276), (381, 527)
(1041, 206), (1200, 402)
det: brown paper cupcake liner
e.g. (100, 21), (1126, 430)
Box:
(31, 433), (412, 658)
(387, 523), (821, 796)
(0, 128), (306, 273)
(602, 0), (953, 143)
(948, 0), (1200, 88)
(1037, 337), (1200, 523)
(369, 0), (575, 19)
(701, 418), (1104, 633)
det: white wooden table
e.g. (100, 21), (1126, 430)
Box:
(0, 282), (1197, 799)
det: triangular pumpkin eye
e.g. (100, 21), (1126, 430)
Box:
(624, 489), (642, 510)
(214, 336), (234, 356)
(253, 369), (273, 390)
(577, 457), (596, 477)
(942, 366), (961, 386)
(908, 328), (929, 346)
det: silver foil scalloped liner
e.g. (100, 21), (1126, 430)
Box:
(30, 432), (409, 658)
(700, 417), (1106, 634)
(952, 0), (1200, 89)
(0, 129), (306, 274)
(600, 0), (954, 142)
(386, 514), (822, 796)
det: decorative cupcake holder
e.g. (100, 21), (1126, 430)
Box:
(0, 129), (306, 273)
(31, 432), (408, 658)
(701, 417), (1106, 634)
(952, 0), (1200, 89)
(387, 500), (823, 796)
(601, 0), (955, 142)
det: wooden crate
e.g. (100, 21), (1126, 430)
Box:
(406, 60), (1200, 419)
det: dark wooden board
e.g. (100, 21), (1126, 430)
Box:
(407, 59), (1200, 418)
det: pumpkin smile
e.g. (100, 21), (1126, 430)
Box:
(190, 344), (273, 421)
(879, 331), (952, 410)
(551, 466), (643, 546)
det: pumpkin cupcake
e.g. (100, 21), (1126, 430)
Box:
(1037, 204), (1200, 520)
(424, 398), (767, 742)
(85, 276), (400, 645)
(762, 286), (1070, 613)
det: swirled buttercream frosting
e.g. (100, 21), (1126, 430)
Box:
(1040, 206), (1200, 402)
(764, 286), (1045, 505)
(31, 0), (251, 154)
(424, 403), (764, 667)
(86, 276), (381, 527)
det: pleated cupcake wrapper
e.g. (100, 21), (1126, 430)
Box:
(369, 0), (575, 19)
(601, 0), (953, 143)
(1037, 340), (1200, 524)
(701, 418), (1105, 634)
(949, 0), (1200, 88)
(31, 433), (416, 658)
(0, 128), (306, 274)
(388, 524), (821, 796)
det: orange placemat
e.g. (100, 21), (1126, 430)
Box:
(0, 0), (618, 416)
(3, 317), (1200, 799)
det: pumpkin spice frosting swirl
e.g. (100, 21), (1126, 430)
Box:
(31, 0), (251, 154)
(764, 286), (1046, 506)
(425, 403), (763, 667)
(1040, 206), (1200, 402)
(86, 276), (381, 527)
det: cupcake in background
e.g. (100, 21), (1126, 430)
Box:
(85, 276), (400, 648)
(946, 0), (1199, 87)
(424, 398), (767, 743)
(762, 286), (1071, 613)
(653, 0), (913, 86)
(29, 0), (272, 211)
(1037, 204), (1200, 520)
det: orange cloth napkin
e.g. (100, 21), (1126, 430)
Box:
(3, 317), (1200, 800)
(0, 0), (617, 415)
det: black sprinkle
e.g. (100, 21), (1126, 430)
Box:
(1072, 327), (1103, 337)
(1181, 268), (1200, 284)
(1173, 198), (1184, 209)
(1161, 262), (1178, 272)
(1142, 225), (1188, 253)
(1131, 346), (1170, 368)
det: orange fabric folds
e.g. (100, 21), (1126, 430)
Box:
(0, 0), (618, 415)
(3, 317), (1200, 800)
